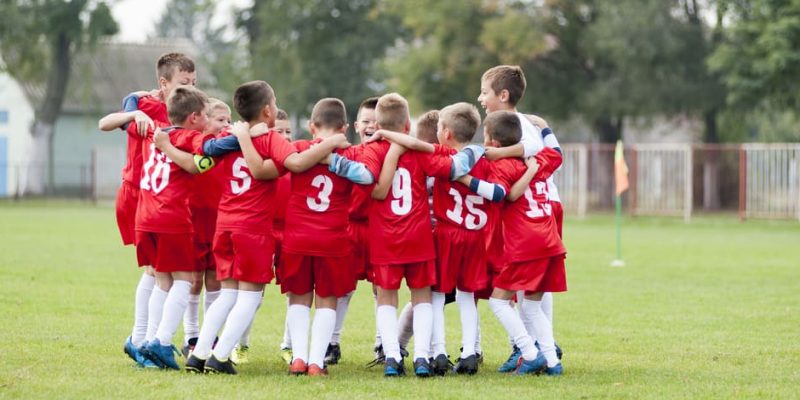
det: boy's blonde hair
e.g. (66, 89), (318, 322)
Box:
(439, 103), (481, 143)
(482, 65), (526, 106)
(276, 109), (289, 120)
(311, 98), (347, 129)
(167, 85), (208, 125)
(415, 110), (439, 144)
(234, 81), (275, 122)
(207, 98), (231, 116)
(376, 93), (409, 131)
(484, 111), (521, 147)
(157, 52), (195, 82)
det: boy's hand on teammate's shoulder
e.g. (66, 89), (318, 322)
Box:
(366, 130), (383, 143)
(249, 122), (269, 138)
(526, 114), (549, 129)
(153, 127), (169, 150)
(231, 121), (251, 138)
(525, 156), (540, 174)
(325, 133), (351, 149)
(484, 146), (501, 161)
(133, 111), (154, 138)
(388, 142), (407, 156)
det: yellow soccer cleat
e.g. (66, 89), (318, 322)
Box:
(280, 347), (293, 365)
(231, 345), (250, 365)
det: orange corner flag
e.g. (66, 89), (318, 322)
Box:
(614, 140), (629, 195)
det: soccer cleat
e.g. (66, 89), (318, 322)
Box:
(231, 345), (250, 364)
(184, 354), (206, 373)
(144, 340), (182, 370)
(205, 354), (237, 375)
(413, 357), (432, 378)
(399, 346), (409, 359)
(431, 354), (452, 376)
(556, 343), (563, 360)
(324, 343), (341, 365)
(280, 347), (293, 365)
(497, 346), (521, 373)
(454, 354), (479, 375)
(476, 351), (484, 365)
(545, 363), (563, 376)
(366, 345), (385, 368)
(383, 357), (405, 377)
(308, 363), (328, 376)
(289, 359), (308, 375)
(515, 352), (547, 375)
(124, 337), (158, 368)
(181, 337), (198, 359)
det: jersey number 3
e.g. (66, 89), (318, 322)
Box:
(307, 174), (333, 212)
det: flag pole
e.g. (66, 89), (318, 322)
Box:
(611, 139), (627, 267)
(611, 193), (625, 267)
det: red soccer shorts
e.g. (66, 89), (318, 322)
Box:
(213, 231), (275, 284)
(280, 253), (356, 298)
(115, 181), (139, 246)
(474, 261), (502, 300)
(373, 260), (436, 290)
(552, 201), (563, 238)
(193, 239), (215, 271)
(135, 231), (194, 272)
(493, 254), (567, 293)
(190, 206), (218, 245)
(432, 224), (488, 293)
(349, 220), (373, 282)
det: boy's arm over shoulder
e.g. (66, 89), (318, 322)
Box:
(532, 147), (562, 180)
(153, 128), (206, 174)
(371, 142), (404, 200)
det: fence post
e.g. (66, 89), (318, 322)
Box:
(738, 146), (746, 221)
(684, 144), (693, 223)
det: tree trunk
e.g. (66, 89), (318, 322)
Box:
(24, 32), (71, 195)
(702, 110), (721, 210)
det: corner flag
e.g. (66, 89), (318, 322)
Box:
(611, 140), (628, 267)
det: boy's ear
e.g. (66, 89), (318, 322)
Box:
(444, 127), (454, 141)
(339, 123), (349, 133)
(308, 120), (317, 135)
(499, 89), (510, 103)
(404, 118), (411, 133)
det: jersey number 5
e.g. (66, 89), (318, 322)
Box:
(231, 157), (252, 195)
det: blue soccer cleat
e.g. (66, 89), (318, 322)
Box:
(384, 357), (405, 377)
(497, 345), (521, 373)
(545, 363), (563, 376)
(145, 340), (181, 370)
(124, 337), (158, 368)
(515, 352), (547, 375)
(413, 357), (432, 378)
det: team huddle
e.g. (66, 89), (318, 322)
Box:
(99, 52), (567, 378)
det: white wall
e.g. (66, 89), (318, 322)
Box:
(0, 73), (34, 196)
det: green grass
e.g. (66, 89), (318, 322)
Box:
(0, 201), (798, 399)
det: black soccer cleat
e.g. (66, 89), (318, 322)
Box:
(384, 357), (405, 377)
(204, 354), (237, 375)
(454, 354), (479, 375)
(556, 343), (563, 360)
(184, 354), (206, 374)
(324, 343), (341, 365)
(366, 345), (385, 368)
(413, 357), (432, 378)
(431, 354), (452, 376)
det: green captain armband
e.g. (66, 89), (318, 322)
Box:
(194, 155), (215, 173)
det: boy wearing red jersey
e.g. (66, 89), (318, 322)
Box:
(185, 81), (348, 375)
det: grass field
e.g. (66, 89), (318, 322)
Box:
(0, 200), (798, 399)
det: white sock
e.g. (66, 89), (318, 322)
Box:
(308, 308), (336, 367)
(456, 290), (478, 358)
(131, 273), (155, 346)
(193, 288), (237, 359)
(212, 290), (262, 360)
(155, 280), (192, 345)
(204, 290), (220, 314)
(541, 292), (554, 323)
(489, 297), (537, 361)
(183, 294), (200, 344)
(397, 302), (414, 348)
(373, 294), (382, 348)
(331, 291), (353, 344)
(475, 312), (482, 354)
(145, 286), (168, 342)
(280, 298), (292, 349)
(522, 299), (558, 367)
(519, 296), (537, 342)
(376, 305), (400, 360)
(287, 304), (311, 362)
(412, 303), (433, 360)
(239, 293), (263, 347)
(430, 293), (446, 356)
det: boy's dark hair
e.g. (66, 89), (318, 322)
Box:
(484, 111), (521, 147)
(234, 81), (275, 122)
(311, 98), (347, 129)
(415, 110), (439, 144)
(376, 93), (409, 131)
(482, 65), (526, 106)
(439, 103), (481, 143)
(167, 85), (208, 125)
(157, 52), (195, 81)
(276, 109), (289, 120)
(358, 96), (380, 115)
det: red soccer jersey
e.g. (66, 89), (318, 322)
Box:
(282, 139), (360, 257)
(189, 133), (224, 211)
(491, 148), (565, 262)
(361, 140), (452, 264)
(272, 174), (292, 231)
(347, 144), (372, 222)
(135, 127), (212, 234)
(120, 96), (169, 185)
(214, 129), (296, 235)
(432, 145), (494, 232)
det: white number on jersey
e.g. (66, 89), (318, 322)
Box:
(391, 167), (412, 215)
(140, 143), (171, 194)
(445, 188), (488, 230)
(307, 174), (333, 212)
(230, 157), (252, 195)
(524, 181), (552, 218)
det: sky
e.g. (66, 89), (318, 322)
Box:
(111, 0), (251, 42)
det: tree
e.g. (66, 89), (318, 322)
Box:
(0, 0), (117, 195)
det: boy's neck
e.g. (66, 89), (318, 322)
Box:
(248, 118), (273, 129)
(314, 128), (339, 139)
(444, 139), (466, 151)
(494, 104), (517, 113)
